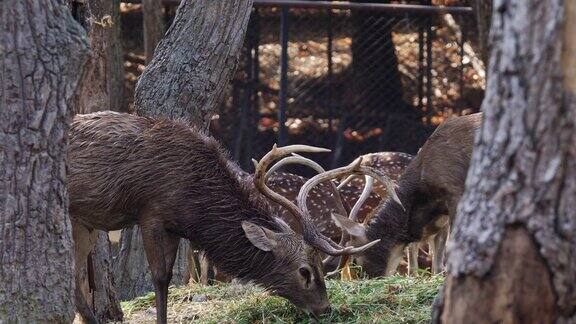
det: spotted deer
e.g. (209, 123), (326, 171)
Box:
(197, 152), (410, 281)
(68, 111), (393, 323)
(305, 113), (482, 277)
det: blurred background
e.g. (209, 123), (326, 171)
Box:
(121, 0), (485, 173)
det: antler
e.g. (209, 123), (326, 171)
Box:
(349, 175), (374, 222)
(323, 175), (375, 268)
(252, 144), (330, 234)
(265, 153), (348, 218)
(297, 157), (404, 256)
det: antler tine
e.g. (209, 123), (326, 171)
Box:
(265, 153), (349, 218)
(326, 175), (375, 267)
(349, 175), (374, 222)
(298, 158), (402, 256)
(253, 144), (330, 233)
(265, 154), (325, 178)
(337, 174), (355, 190)
(295, 158), (369, 255)
(356, 165), (403, 209)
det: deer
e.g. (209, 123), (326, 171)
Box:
(299, 113), (482, 277)
(67, 111), (395, 323)
(274, 152), (446, 276)
(194, 152), (409, 283)
(256, 151), (447, 276)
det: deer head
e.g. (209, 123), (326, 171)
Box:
(330, 114), (481, 277)
(246, 144), (399, 314)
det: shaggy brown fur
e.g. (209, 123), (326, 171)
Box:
(68, 111), (329, 324)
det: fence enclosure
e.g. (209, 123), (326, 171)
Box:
(210, 1), (483, 173)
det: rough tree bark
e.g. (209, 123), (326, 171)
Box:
(69, 0), (125, 320)
(142, 0), (165, 63)
(113, 0), (254, 299)
(72, 0), (125, 113)
(91, 233), (124, 321)
(0, 1), (89, 322)
(135, 0), (253, 127)
(435, 0), (576, 322)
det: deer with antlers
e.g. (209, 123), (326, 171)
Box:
(197, 152), (415, 282)
(266, 152), (413, 238)
(305, 113), (482, 277)
(68, 111), (398, 323)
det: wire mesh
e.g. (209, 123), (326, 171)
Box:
(210, 1), (484, 174)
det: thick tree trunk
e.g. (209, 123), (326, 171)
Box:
(142, 0), (165, 63)
(0, 1), (89, 322)
(436, 0), (576, 322)
(135, 0), (254, 127)
(113, 0), (254, 299)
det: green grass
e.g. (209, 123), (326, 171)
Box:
(122, 274), (444, 323)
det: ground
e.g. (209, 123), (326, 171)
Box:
(121, 274), (443, 323)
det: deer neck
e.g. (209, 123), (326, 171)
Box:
(176, 172), (284, 285)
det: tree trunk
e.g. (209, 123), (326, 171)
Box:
(113, 0), (254, 299)
(142, 0), (165, 64)
(349, 0), (426, 155)
(436, 0), (576, 322)
(0, 1), (89, 322)
(472, 0), (492, 66)
(73, 0), (125, 114)
(69, 0), (125, 319)
(91, 232), (124, 322)
(135, 0), (254, 128)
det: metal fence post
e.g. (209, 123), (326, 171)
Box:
(459, 14), (466, 114)
(425, 0), (433, 123)
(278, 6), (289, 146)
(327, 8), (334, 133)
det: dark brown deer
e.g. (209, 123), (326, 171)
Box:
(68, 111), (391, 323)
(300, 113), (482, 277)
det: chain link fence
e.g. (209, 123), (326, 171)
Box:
(211, 1), (484, 175)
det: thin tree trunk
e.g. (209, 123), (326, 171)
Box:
(0, 1), (89, 322)
(435, 0), (576, 322)
(472, 0), (492, 65)
(143, 0), (165, 64)
(113, 0), (254, 299)
(74, 0), (125, 114)
(69, 0), (125, 319)
(92, 232), (124, 321)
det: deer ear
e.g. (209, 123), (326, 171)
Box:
(242, 221), (278, 251)
(331, 213), (366, 238)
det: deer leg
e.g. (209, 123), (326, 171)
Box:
(72, 222), (99, 324)
(140, 217), (180, 324)
(407, 242), (419, 276)
(199, 251), (211, 285)
(432, 226), (449, 274)
(183, 247), (197, 285)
